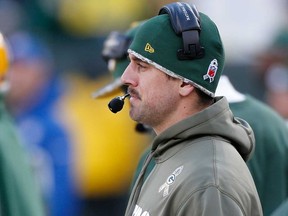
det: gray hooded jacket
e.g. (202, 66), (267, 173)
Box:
(126, 96), (263, 216)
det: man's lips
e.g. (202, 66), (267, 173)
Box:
(128, 88), (141, 100)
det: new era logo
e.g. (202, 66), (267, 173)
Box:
(145, 43), (154, 53)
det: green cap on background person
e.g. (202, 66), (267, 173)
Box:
(92, 21), (151, 133)
(128, 6), (225, 97)
(92, 21), (144, 99)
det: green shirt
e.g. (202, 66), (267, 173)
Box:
(230, 95), (288, 215)
(0, 95), (45, 216)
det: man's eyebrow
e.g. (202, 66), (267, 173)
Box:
(130, 55), (149, 65)
(129, 54), (140, 61)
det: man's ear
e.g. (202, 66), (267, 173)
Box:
(179, 81), (194, 96)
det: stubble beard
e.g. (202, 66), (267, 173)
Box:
(129, 101), (159, 128)
(129, 95), (177, 130)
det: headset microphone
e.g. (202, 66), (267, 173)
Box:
(108, 93), (130, 113)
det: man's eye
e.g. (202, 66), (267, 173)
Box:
(137, 63), (147, 69)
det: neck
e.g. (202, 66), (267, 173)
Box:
(153, 95), (205, 135)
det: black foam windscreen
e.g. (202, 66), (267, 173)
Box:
(108, 97), (125, 113)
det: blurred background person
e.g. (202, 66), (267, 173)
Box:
(91, 21), (156, 191)
(5, 31), (80, 216)
(58, 22), (151, 216)
(0, 31), (45, 216)
(256, 28), (288, 126)
(261, 29), (288, 216)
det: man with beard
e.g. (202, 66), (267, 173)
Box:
(119, 2), (262, 216)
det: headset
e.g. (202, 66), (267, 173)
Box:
(108, 2), (205, 113)
(159, 2), (205, 60)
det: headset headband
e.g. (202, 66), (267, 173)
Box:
(159, 2), (205, 60)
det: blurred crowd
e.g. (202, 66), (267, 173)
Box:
(0, 0), (288, 216)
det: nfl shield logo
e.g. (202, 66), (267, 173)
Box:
(203, 59), (218, 83)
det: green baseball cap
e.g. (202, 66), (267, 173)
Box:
(92, 21), (143, 98)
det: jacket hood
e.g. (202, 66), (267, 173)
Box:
(151, 96), (255, 162)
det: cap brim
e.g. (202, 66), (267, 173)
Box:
(91, 77), (122, 99)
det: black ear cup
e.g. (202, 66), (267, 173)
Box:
(159, 2), (205, 60)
